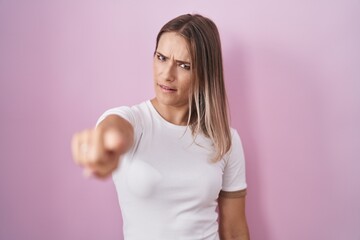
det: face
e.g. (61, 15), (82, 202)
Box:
(153, 32), (193, 109)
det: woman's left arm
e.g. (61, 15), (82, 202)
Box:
(218, 194), (250, 240)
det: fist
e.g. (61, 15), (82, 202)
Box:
(71, 127), (125, 179)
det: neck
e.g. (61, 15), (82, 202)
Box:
(150, 98), (189, 126)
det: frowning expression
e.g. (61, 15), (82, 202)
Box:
(153, 32), (193, 108)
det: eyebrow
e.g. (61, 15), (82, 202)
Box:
(155, 51), (191, 65)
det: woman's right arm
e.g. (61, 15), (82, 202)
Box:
(71, 115), (134, 179)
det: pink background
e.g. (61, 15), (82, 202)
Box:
(1, 1), (359, 239)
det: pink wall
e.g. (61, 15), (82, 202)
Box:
(1, 1), (359, 239)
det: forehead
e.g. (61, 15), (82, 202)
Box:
(157, 32), (191, 61)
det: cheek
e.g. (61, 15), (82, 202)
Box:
(153, 65), (160, 84)
(181, 74), (193, 90)
(152, 62), (157, 75)
(153, 60), (160, 74)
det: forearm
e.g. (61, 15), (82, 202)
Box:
(219, 226), (250, 240)
(221, 236), (249, 240)
(218, 196), (250, 240)
(97, 115), (134, 153)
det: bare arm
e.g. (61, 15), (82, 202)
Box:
(218, 193), (250, 240)
(71, 115), (134, 179)
(96, 115), (134, 151)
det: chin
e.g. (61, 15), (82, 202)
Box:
(156, 95), (187, 108)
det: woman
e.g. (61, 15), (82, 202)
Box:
(72, 13), (250, 240)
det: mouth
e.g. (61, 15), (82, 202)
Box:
(158, 84), (177, 92)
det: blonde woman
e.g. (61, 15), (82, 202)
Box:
(72, 14), (250, 240)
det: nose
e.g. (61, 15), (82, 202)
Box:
(163, 62), (176, 82)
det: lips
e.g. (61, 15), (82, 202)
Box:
(159, 84), (177, 91)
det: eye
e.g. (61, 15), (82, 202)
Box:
(156, 53), (166, 62)
(179, 63), (191, 70)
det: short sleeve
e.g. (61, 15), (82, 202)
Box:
(96, 106), (136, 128)
(221, 129), (247, 192)
(95, 106), (143, 155)
(95, 106), (143, 182)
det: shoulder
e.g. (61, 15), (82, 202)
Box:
(229, 128), (243, 152)
(226, 127), (246, 164)
(96, 100), (150, 128)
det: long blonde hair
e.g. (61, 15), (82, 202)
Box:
(155, 14), (231, 162)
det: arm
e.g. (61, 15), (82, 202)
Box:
(218, 191), (250, 240)
(71, 115), (134, 179)
(97, 115), (134, 152)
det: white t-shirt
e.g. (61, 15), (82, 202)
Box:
(97, 100), (247, 240)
